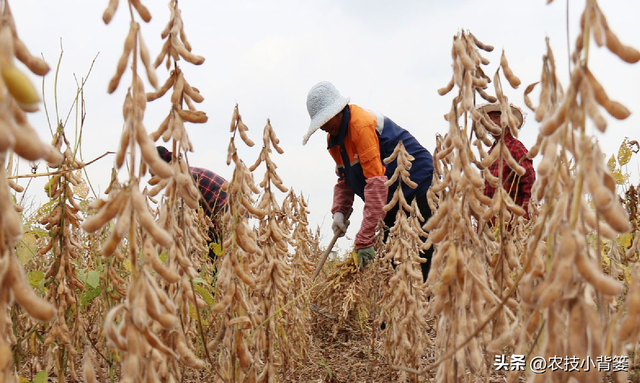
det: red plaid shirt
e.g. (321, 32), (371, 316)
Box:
(190, 167), (228, 219)
(483, 132), (536, 218)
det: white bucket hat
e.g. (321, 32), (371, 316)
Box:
(476, 102), (526, 129)
(302, 81), (350, 145)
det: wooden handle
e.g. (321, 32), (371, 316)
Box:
(311, 207), (353, 281)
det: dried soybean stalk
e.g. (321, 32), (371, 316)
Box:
(148, 2), (207, 154)
(251, 119), (296, 383)
(207, 104), (261, 383)
(0, 8), (62, 381)
(96, 3), (212, 382)
(427, 30), (524, 383)
(37, 128), (92, 380)
(377, 141), (430, 379)
(512, 3), (638, 382)
(280, 190), (314, 368)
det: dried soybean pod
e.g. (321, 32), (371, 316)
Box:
(5, 254), (55, 321)
(82, 190), (128, 232)
(605, 28), (640, 64)
(440, 244), (458, 285)
(539, 101), (568, 136)
(135, 121), (173, 179)
(7, 180), (23, 193)
(438, 77), (455, 96)
(470, 32), (493, 51)
(183, 80), (204, 103)
(537, 138), (557, 177)
(141, 327), (176, 358)
(477, 87), (497, 103)
(175, 337), (205, 369)
(230, 105), (241, 132)
(179, 22), (193, 52)
(600, 200), (631, 234)
(83, 352), (96, 383)
(238, 123), (255, 147)
(177, 108), (208, 124)
(472, 187), (491, 206)
(501, 143), (526, 176)
(131, 0), (151, 22)
(580, 198), (618, 240)
(143, 284), (177, 329)
(104, 306), (127, 351)
(575, 250), (623, 296)
(435, 144), (454, 161)
(503, 193), (526, 217)
(133, 74), (146, 111)
(585, 69), (630, 120)
(0, 120), (15, 152)
(108, 22), (137, 94)
(241, 196), (266, 218)
(175, 173), (199, 209)
(567, 302), (588, 379)
(147, 73), (175, 101)
(618, 267), (640, 341)
(454, 37), (475, 71)
(102, 0), (119, 24)
(102, 199), (132, 257)
(581, 80), (607, 132)
(145, 239), (179, 283)
(480, 145), (500, 169)
(424, 200), (449, 231)
(171, 34), (205, 65)
(150, 114), (171, 142)
(471, 75), (488, 88)
(500, 51), (521, 88)
(138, 33), (157, 89)
(268, 124), (284, 154)
(479, 112), (501, 135)
(13, 38), (49, 76)
(115, 124), (131, 169)
(526, 134), (544, 159)
(588, 2), (605, 47)
(537, 67), (552, 123)
(153, 39), (170, 69)
(132, 188), (173, 248)
(461, 156), (483, 189)
(232, 259), (256, 288)
(0, 25), (14, 66)
(171, 71), (184, 104)
(524, 81), (539, 113)
(461, 71), (474, 111)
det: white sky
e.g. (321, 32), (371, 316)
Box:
(10, 0), (640, 251)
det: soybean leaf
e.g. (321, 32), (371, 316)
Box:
(87, 270), (100, 289)
(26, 271), (44, 289)
(32, 370), (48, 383)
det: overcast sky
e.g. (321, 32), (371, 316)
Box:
(10, 0), (640, 251)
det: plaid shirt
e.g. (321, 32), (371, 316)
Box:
(483, 132), (536, 218)
(190, 167), (228, 220)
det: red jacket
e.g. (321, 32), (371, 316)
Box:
(483, 131), (536, 218)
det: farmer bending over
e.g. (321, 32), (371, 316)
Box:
(156, 146), (228, 260)
(303, 81), (434, 282)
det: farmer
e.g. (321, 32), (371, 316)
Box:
(303, 81), (434, 282)
(156, 146), (228, 259)
(479, 103), (536, 220)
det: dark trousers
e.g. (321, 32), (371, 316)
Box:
(382, 192), (433, 282)
(207, 230), (223, 279)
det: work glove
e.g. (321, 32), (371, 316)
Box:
(332, 212), (350, 237)
(355, 246), (375, 269)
